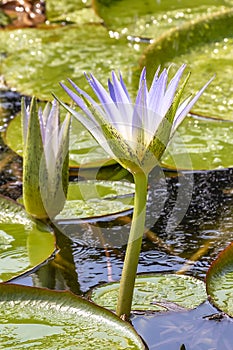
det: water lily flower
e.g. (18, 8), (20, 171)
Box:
(59, 64), (213, 175)
(58, 65), (213, 318)
(22, 97), (71, 219)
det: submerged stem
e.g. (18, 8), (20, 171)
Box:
(116, 171), (148, 318)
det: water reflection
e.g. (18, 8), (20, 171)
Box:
(132, 301), (233, 349)
(11, 164), (233, 293)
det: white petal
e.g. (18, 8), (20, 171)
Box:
(172, 76), (215, 133)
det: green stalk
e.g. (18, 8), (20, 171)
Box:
(116, 170), (148, 318)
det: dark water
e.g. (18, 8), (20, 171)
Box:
(1, 90), (233, 349)
(0, 89), (22, 198)
(132, 301), (233, 350)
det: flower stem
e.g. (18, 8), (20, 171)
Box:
(116, 171), (148, 318)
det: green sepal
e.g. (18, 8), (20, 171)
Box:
(143, 72), (191, 173)
(22, 97), (48, 219)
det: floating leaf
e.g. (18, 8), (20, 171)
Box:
(140, 8), (233, 120)
(0, 196), (55, 282)
(55, 180), (134, 220)
(0, 283), (146, 349)
(0, 23), (145, 102)
(90, 273), (206, 311)
(92, 0), (230, 37)
(69, 117), (115, 168)
(46, 0), (98, 24)
(206, 242), (233, 317)
(161, 115), (233, 171)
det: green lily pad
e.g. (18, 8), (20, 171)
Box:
(55, 180), (134, 220)
(161, 115), (233, 171)
(4, 113), (115, 168)
(69, 117), (115, 168)
(0, 283), (146, 349)
(140, 8), (233, 120)
(46, 0), (98, 24)
(92, 0), (231, 38)
(0, 23), (145, 102)
(206, 242), (233, 317)
(0, 195), (55, 282)
(90, 273), (206, 312)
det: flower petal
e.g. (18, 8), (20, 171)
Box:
(172, 75), (215, 133)
(161, 64), (186, 115)
(21, 98), (29, 152)
(132, 73), (149, 153)
(148, 68), (168, 110)
(87, 73), (121, 123)
(67, 78), (102, 111)
(119, 71), (131, 101)
(54, 96), (115, 158)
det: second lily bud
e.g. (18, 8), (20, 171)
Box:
(22, 97), (71, 219)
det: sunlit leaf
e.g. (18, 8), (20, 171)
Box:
(46, 0), (98, 24)
(206, 242), (233, 317)
(55, 180), (134, 220)
(0, 283), (146, 349)
(0, 23), (145, 102)
(92, 0), (230, 37)
(0, 195), (55, 282)
(161, 115), (233, 171)
(140, 8), (233, 120)
(90, 273), (206, 311)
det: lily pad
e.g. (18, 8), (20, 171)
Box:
(4, 112), (115, 168)
(161, 115), (233, 171)
(92, 0), (231, 38)
(0, 283), (146, 349)
(46, 0), (91, 20)
(55, 180), (134, 220)
(140, 8), (233, 120)
(0, 23), (146, 102)
(46, 0), (98, 24)
(206, 242), (233, 317)
(90, 273), (206, 312)
(0, 195), (55, 282)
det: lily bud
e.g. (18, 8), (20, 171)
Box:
(22, 97), (71, 219)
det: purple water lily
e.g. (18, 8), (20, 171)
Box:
(59, 64), (213, 174)
(58, 65), (213, 318)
